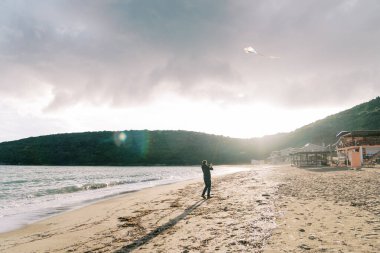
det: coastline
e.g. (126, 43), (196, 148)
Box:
(1, 165), (278, 252)
(1, 165), (379, 252)
(0, 177), (202, 252)
(0, 165), (250, 234)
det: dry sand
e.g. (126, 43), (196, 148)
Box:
(1, 165), (379, 252)
(266, 166), (380, 253)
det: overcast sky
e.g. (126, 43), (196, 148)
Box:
(0, 0), (379, 142)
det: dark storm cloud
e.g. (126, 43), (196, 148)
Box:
(0, 0), (379, 109)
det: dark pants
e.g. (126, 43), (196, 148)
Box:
(202, 177), (211, 197)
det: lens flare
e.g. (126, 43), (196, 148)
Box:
(113, 131), (127, 146)
(112, 131), (151, 158)
(119, 132), (127, 142)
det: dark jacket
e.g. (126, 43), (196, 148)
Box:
(201, 164), (213, 179)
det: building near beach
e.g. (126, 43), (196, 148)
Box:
(290, 143), (330, 167)
(336, 130), (380, 167)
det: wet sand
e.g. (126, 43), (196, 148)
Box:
(1, 165), (379, 252)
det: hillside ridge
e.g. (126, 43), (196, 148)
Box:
(0, 97), (379, 165)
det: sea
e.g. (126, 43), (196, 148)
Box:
(0, 165), (250, 233)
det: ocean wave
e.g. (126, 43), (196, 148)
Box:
(141, 178), (161, 183)
(2, 180), (29, 185)
(31, 178), (161, 197)
(34, 186), (84, 196)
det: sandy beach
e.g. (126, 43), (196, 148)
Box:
(1, 165), (379, 252)
(266, 166), (380, 253)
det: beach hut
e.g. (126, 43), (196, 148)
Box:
(290, 143), (329, 167)
(336, 130), (380, 168)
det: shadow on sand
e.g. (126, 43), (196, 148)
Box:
(114, 199), (206, 253)
(303, 167), (351, 173)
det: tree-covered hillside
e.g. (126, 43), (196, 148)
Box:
(254, 96), (380, 155)
(0, 97), (379, 165)
(0, 130), (257, 165)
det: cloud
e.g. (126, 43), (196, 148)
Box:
(0, 0), (379, 111)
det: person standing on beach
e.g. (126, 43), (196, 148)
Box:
(201, 160), (213, 199)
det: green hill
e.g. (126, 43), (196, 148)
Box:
(255, 96), (380, 155)
(0, 97), (379, 165)
(0, 130), (257, 165)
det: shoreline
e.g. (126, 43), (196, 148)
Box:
(0, 177), (203, 252)
(1, 166), (278, 252)
(0, 165), (251, 234)
(0, 176), (202, 235)
(1, 165), (379, 252)
(0, 165), (254, 235)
